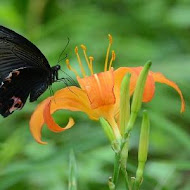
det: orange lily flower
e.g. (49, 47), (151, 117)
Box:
(30, 35), (185, 144)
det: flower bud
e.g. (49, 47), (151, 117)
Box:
(119, 73), (131, 136)
(99, 117), (116, 142)
(125, 61), (151, 136)
(135, 110), (150, 189)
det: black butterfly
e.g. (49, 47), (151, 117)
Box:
(0, 25), (61, 117)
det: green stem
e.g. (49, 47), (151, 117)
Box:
(113, 153), (121, 185)
(121, 168), (131, 190)
(68, 150), (77, 190)
(120, 139), (131, 190)
(131, 177), (136, 190)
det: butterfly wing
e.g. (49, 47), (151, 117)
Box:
(0, 25), (51, 79)
(0, 68), (49, 117)
(0, 26), (52, 117)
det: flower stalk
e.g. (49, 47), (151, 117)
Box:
(106, 62), (152, 190)
(120, 139), (130, 190)
(68, 150), (77, 190)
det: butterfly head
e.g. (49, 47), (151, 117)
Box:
(51, 65), (61, 83)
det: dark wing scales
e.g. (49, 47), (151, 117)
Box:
(0, 68), (49, 117)
(0, 25), (51, 80)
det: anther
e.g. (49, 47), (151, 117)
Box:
(109, 50), (116, 70)
(66, 59), (71, 70)
(65, 59), (79, 77)
(89, 56), (94, 61)
(108, 34), (113, 44)
(89, 56), (94, 75)
(81, 44), (94, 76)
(75, 46), (78, 54)
(81, 44), (86, 51)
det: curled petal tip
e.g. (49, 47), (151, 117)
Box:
(29, 98), (52, 145)
(152, 72), (185, 113)
(180, 100), (185, 113)
(37, 140), (48, 145)
(29, 118), (48, 145)
(43, 100), (75, 132)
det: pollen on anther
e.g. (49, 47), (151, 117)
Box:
(75, 46), (78, 54)
(89, 56), (94, 61)
(81, 44), (86, 51)
(65, 59), (79, 77)
(108, 34), (113, 44)
(66, 59), (71, 70)
(81, 44), (93, 76)
(89, 56), (94, 75)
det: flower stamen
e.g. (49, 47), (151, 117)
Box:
(109, 50), (116, 70)
(89, 56), (94, 75)
(81, 44), (94, 75)
(104, 34), (113, 72)
(75, 46), (86, 77)
(66, 59), (79, 77)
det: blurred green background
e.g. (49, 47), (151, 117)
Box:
(0, 0), (190, 189)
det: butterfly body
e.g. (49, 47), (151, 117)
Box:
(0, 25), (60, 117)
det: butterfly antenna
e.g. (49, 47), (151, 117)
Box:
(57, 37), (70, 64)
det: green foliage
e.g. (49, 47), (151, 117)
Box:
(0, 0), (189, 189)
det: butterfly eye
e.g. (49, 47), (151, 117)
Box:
(54, 65), (61, 71)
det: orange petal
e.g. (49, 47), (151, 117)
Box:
(151, 72), (185, 112)
(29, 98), (52, 144)
(30, 86), (103, 144)
(114, 67), (155, 102)
(48, 86), (116, 125)
(78, 68), (115, 109)
(51, 86), (100, 120)
(114, 67), (136, 101)
(140, 69), (155, 102)
(43, 100), (74, 132)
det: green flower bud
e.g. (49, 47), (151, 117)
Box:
(119, 73), (131, 136)
(125, 61), (152, 136)
(138, 110), (150, 163)
(99, 117), (116, 142)
(135, 110), (150, 189)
